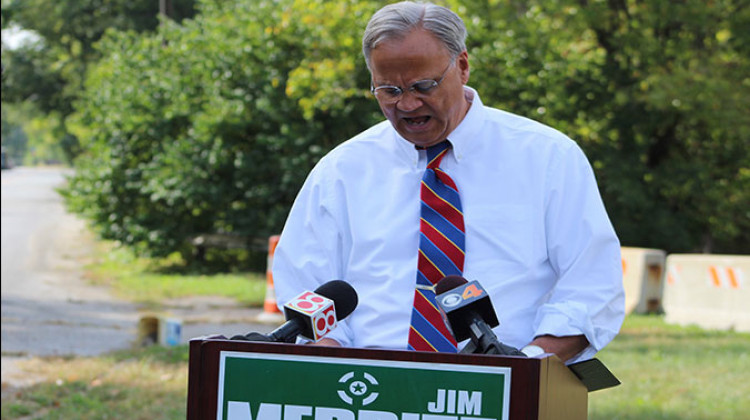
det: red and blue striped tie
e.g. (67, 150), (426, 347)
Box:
(408, 141), (463, 352)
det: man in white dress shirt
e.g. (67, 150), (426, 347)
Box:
(272, 1), (624, 363)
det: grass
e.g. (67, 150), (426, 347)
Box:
(83, 241), (268, 308)
(3, 315), (748, 419)
(2, 243), (749, 419)
(588, 316), (750, 420)
(1, 346), (190, 420)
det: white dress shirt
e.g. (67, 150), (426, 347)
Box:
(272, 87), (625, 363)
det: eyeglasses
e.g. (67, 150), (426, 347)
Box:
(370, 61), (455, 104)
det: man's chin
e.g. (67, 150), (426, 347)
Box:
(397, 129), (441, 148)
(401, 137), (436, 148)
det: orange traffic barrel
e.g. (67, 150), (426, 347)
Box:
(263, 235), (282, 314)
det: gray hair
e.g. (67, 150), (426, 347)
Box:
(362, 1), (467, 71)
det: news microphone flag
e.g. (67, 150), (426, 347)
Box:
(283, 291), (337, 342)
(435, 278), (499, 342)
(248, 279), (357, 344)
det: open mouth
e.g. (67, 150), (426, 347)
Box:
(404, 116), (431, 126)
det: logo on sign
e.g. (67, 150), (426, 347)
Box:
(289, 291), (331, 314)
(439, 283), (485, 308)
(337, 371), (379, 406)
(284, 291), (337, 341)
(313, 304), (337, 339)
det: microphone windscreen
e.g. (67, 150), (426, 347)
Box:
(436, 275), (468, 295)
(435, 278), (500, 341)
(314, 280), (358, 320)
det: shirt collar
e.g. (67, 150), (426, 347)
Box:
(445, 86), (483, 162)
(393, 86), (485, 166)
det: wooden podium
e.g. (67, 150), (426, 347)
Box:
(187, 337), (611, 420)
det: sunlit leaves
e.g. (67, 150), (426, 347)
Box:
(60, 0), (749, 265)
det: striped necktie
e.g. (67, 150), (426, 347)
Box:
(408, 141), (464, 352)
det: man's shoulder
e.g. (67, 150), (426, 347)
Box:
(344, 119), (393, 145)
(313, 120), (396, 171)
(482, 106), (574, 147)
(324, 120), (394, 157)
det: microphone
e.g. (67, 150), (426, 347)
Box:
(232, 280), (358, 343)
(435, 275), (525, 356)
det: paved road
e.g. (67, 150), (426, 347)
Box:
(1, 166), (280, 389)
(2, 167), (139, 359)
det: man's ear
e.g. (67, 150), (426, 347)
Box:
(457, 50), (470, 84)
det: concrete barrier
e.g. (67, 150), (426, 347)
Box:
(663, 254), (749, 332)
(621, 247), (666, 314)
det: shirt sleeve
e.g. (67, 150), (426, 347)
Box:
(271, 160), (355, 347)
(536, 141), (625, 363)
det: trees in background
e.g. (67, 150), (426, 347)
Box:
(460, 0), (749, 254)
(60, 0), (381, 263)
(1, 0), (196, 163)
(3, 0), (747, 267)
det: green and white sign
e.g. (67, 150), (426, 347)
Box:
(217, 352), (511, 420)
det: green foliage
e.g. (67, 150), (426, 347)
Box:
(457, 0), (750, 253)
(59, 0), (749, 264)
(1, 106), (27, 162)
(0, 102), (70, 164)
(1, 43), (69, 114)
(1, 0), (197, 163)
(62, 0), (382, 259)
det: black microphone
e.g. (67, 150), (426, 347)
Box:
(233, 280), (358, 343)
(435, 275), (525, 356)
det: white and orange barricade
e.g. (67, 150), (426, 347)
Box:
(663, 254), (749, 332)
(621, 247), (667, 314)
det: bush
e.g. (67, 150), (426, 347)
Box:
(63, 0), (750, 267)
(63, 0), (382, 260)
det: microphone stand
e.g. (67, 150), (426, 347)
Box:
(458, 314), (526, 356)
(230, 332), (274, 342)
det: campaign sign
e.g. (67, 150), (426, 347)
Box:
(216, 352), (511, 420)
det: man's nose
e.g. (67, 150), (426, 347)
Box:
(395, 90), (424, 112)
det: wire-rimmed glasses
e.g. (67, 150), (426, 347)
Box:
(370, 61), (455, 104)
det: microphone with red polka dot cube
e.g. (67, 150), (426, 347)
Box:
(268, 280), (358, 343)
